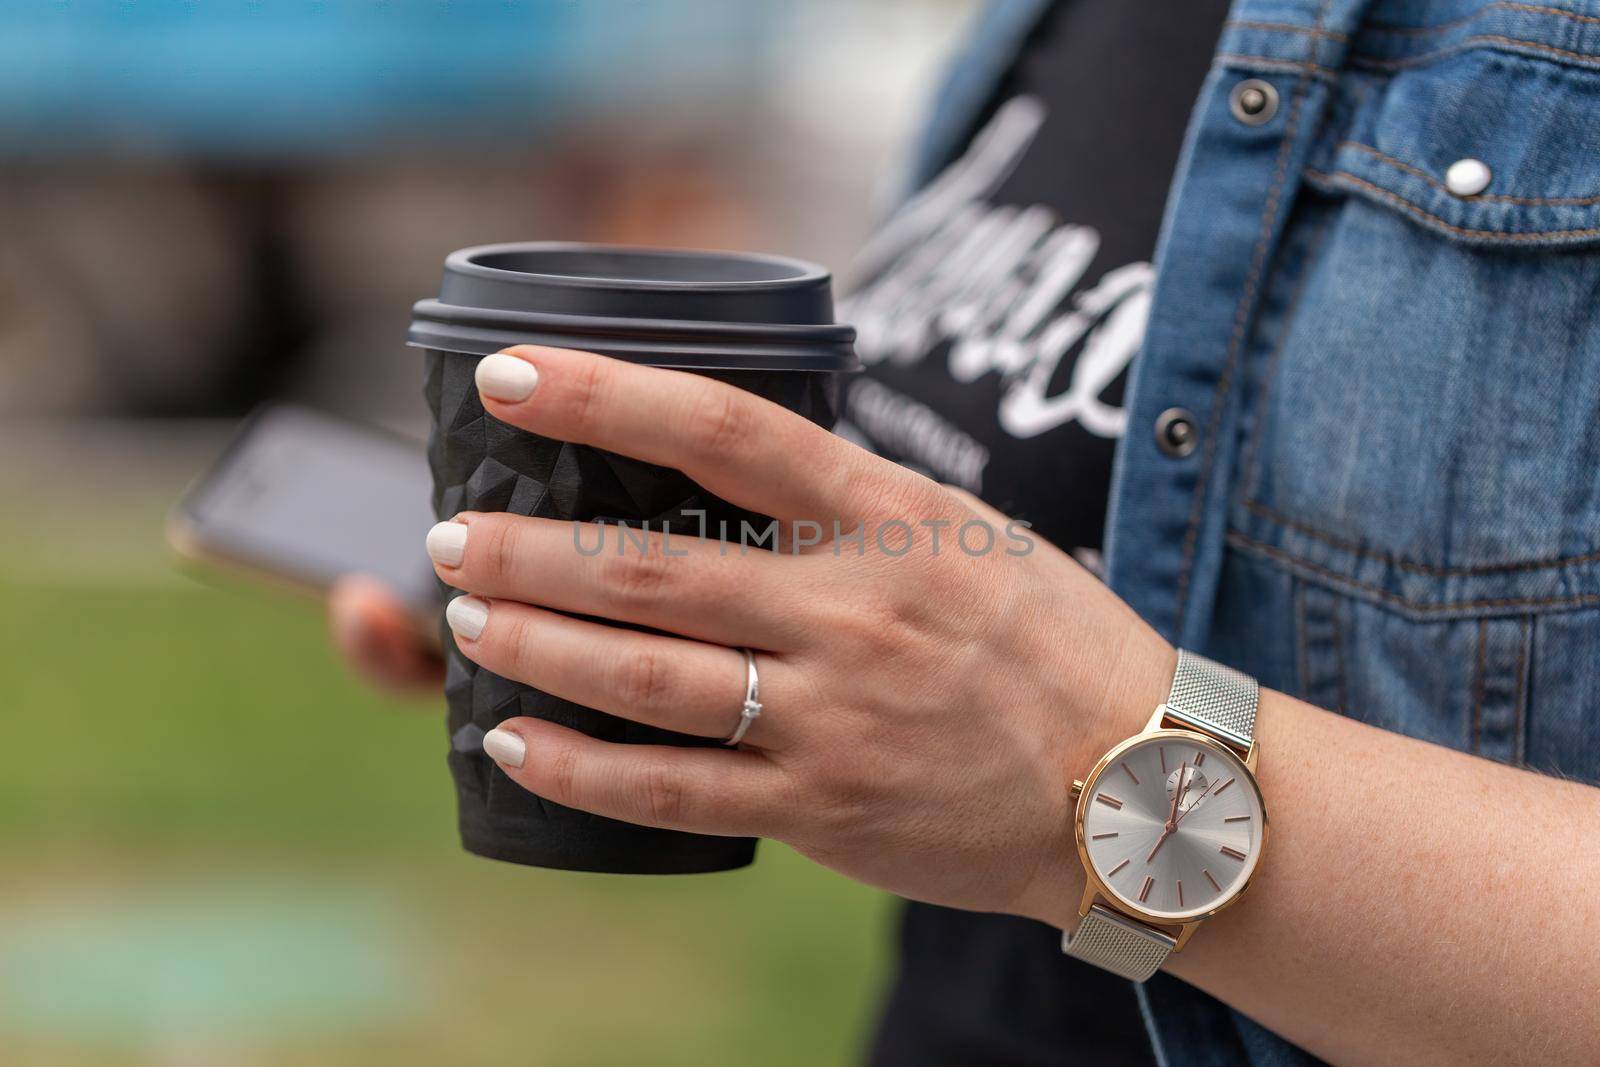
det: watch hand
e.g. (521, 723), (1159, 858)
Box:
(1166, 761), (1186, 831)
(1148, 761), (1187, 862)
(1174, 777), (1219, 828)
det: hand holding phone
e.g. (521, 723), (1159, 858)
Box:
(328, 573), (444, 694)
(169, 404), (443, 642)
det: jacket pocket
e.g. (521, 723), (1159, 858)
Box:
(1212, 550), (1600, 786)
(1307, 45), (1600, 248)
(1233, 44), (1600, 622)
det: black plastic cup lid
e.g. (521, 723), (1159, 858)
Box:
(408, 242), (858, 372)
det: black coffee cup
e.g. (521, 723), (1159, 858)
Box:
(408, 242), (857, 874)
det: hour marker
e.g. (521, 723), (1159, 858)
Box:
(1109, 858), (1130, 876)
(1091, 832), (1119, 840)
(1176, 880), (1184, 907)
(1096, 794), (1123, 810)
(1224, 815), (1251, 823)
(1220, 845), (1247, 861)
(1214, 777), (1234, 796)
(1203, 869), (1221, 891)
(1159, 746), (1167, 773)
(1138, 876), (1154, 903)
(1121, 762), (1140, 785)
(1193, 752), (1205, 767)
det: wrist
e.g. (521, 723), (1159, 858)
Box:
(1076, 622), (1178, 789)
(1017, 624), (1177, 931)
(1100, 625), (1180, 754)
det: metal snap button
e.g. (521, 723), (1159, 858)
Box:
(1155, 408), (1198, 458)
(1228, 79), (1278, 126)
(1445, 158), (1492, 197)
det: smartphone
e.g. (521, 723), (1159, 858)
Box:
(168, 404), (441, 624)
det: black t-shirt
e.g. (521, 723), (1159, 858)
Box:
(843, 2), (1230, 1063)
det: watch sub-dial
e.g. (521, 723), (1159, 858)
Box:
(1166, 765), (1209, 814)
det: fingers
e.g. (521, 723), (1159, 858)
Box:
(427, 511), (809, 650)
(472, 345), (937, 527)
(480, 716), (787, 838)
(328, 574), (444, 694)
(444, 595), (790, 747)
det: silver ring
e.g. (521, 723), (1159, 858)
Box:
(724, 648), (762, 746)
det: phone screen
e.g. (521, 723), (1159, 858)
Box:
(174, 405), (440, 614)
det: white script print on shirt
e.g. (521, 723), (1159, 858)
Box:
(840, 95), (1151, 456)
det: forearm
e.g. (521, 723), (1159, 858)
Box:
(1045, 687), (1600, 1065)
(423, 342), (1600, 1064)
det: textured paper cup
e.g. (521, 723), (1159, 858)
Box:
(410, 242), (856, 874)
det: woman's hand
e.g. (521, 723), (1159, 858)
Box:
(329, 573), (444, 694)
(426, 344), (1174, 923)
(364, 343), (1600, 1064)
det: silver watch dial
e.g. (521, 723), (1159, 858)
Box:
(1081, 734), (1263, 921)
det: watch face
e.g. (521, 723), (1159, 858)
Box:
(1080, 733), (1264, 922)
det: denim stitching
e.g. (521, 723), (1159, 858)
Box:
(1224, 19), (1350, 42)
(1365, 7), (1486, 37)
(1330, 592), (1350, 716)
(1340, 140), (1600, 205)
(1294, 580), (1312, 699)
(1174, 0), (1330, 637)
(1228, 529), (1600, 613)
(1243, 499), (1600, 575)
(1472, 619), (1488, 753)
(1304, 168), (1600, 239)
(1350, 34), (1600, 70)
(1514, 615), (1530, 765)
(1297, 583), (1350, 714)
(1215, 53), (1338, 78)
(1366, 1), (1600, 37)
(1501, 1), (1600, 26)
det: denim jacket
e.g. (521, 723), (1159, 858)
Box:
(918, 1), (1600, 1063)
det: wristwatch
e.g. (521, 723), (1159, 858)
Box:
(1062, 649), (1266, 981)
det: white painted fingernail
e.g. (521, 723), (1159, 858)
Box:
(425, 521), (468, 567)
(445, 595), (489, 640)
(483, 727), (526, 769)
(475, 353), (539, 402)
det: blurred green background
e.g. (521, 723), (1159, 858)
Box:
(0, 424), (896, 1066)
(0, 4), (981, 1062)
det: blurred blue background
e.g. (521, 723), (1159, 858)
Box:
(0, 2), (976, 1064)
(0, 2), (770, 159)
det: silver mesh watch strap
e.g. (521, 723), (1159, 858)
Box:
(1063, 649), (1258, 980)
(1064, 905), (1176, 981)
(1164, 648), (1258, 749)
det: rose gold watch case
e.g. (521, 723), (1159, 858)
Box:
(1070, 710), (1268, 950)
